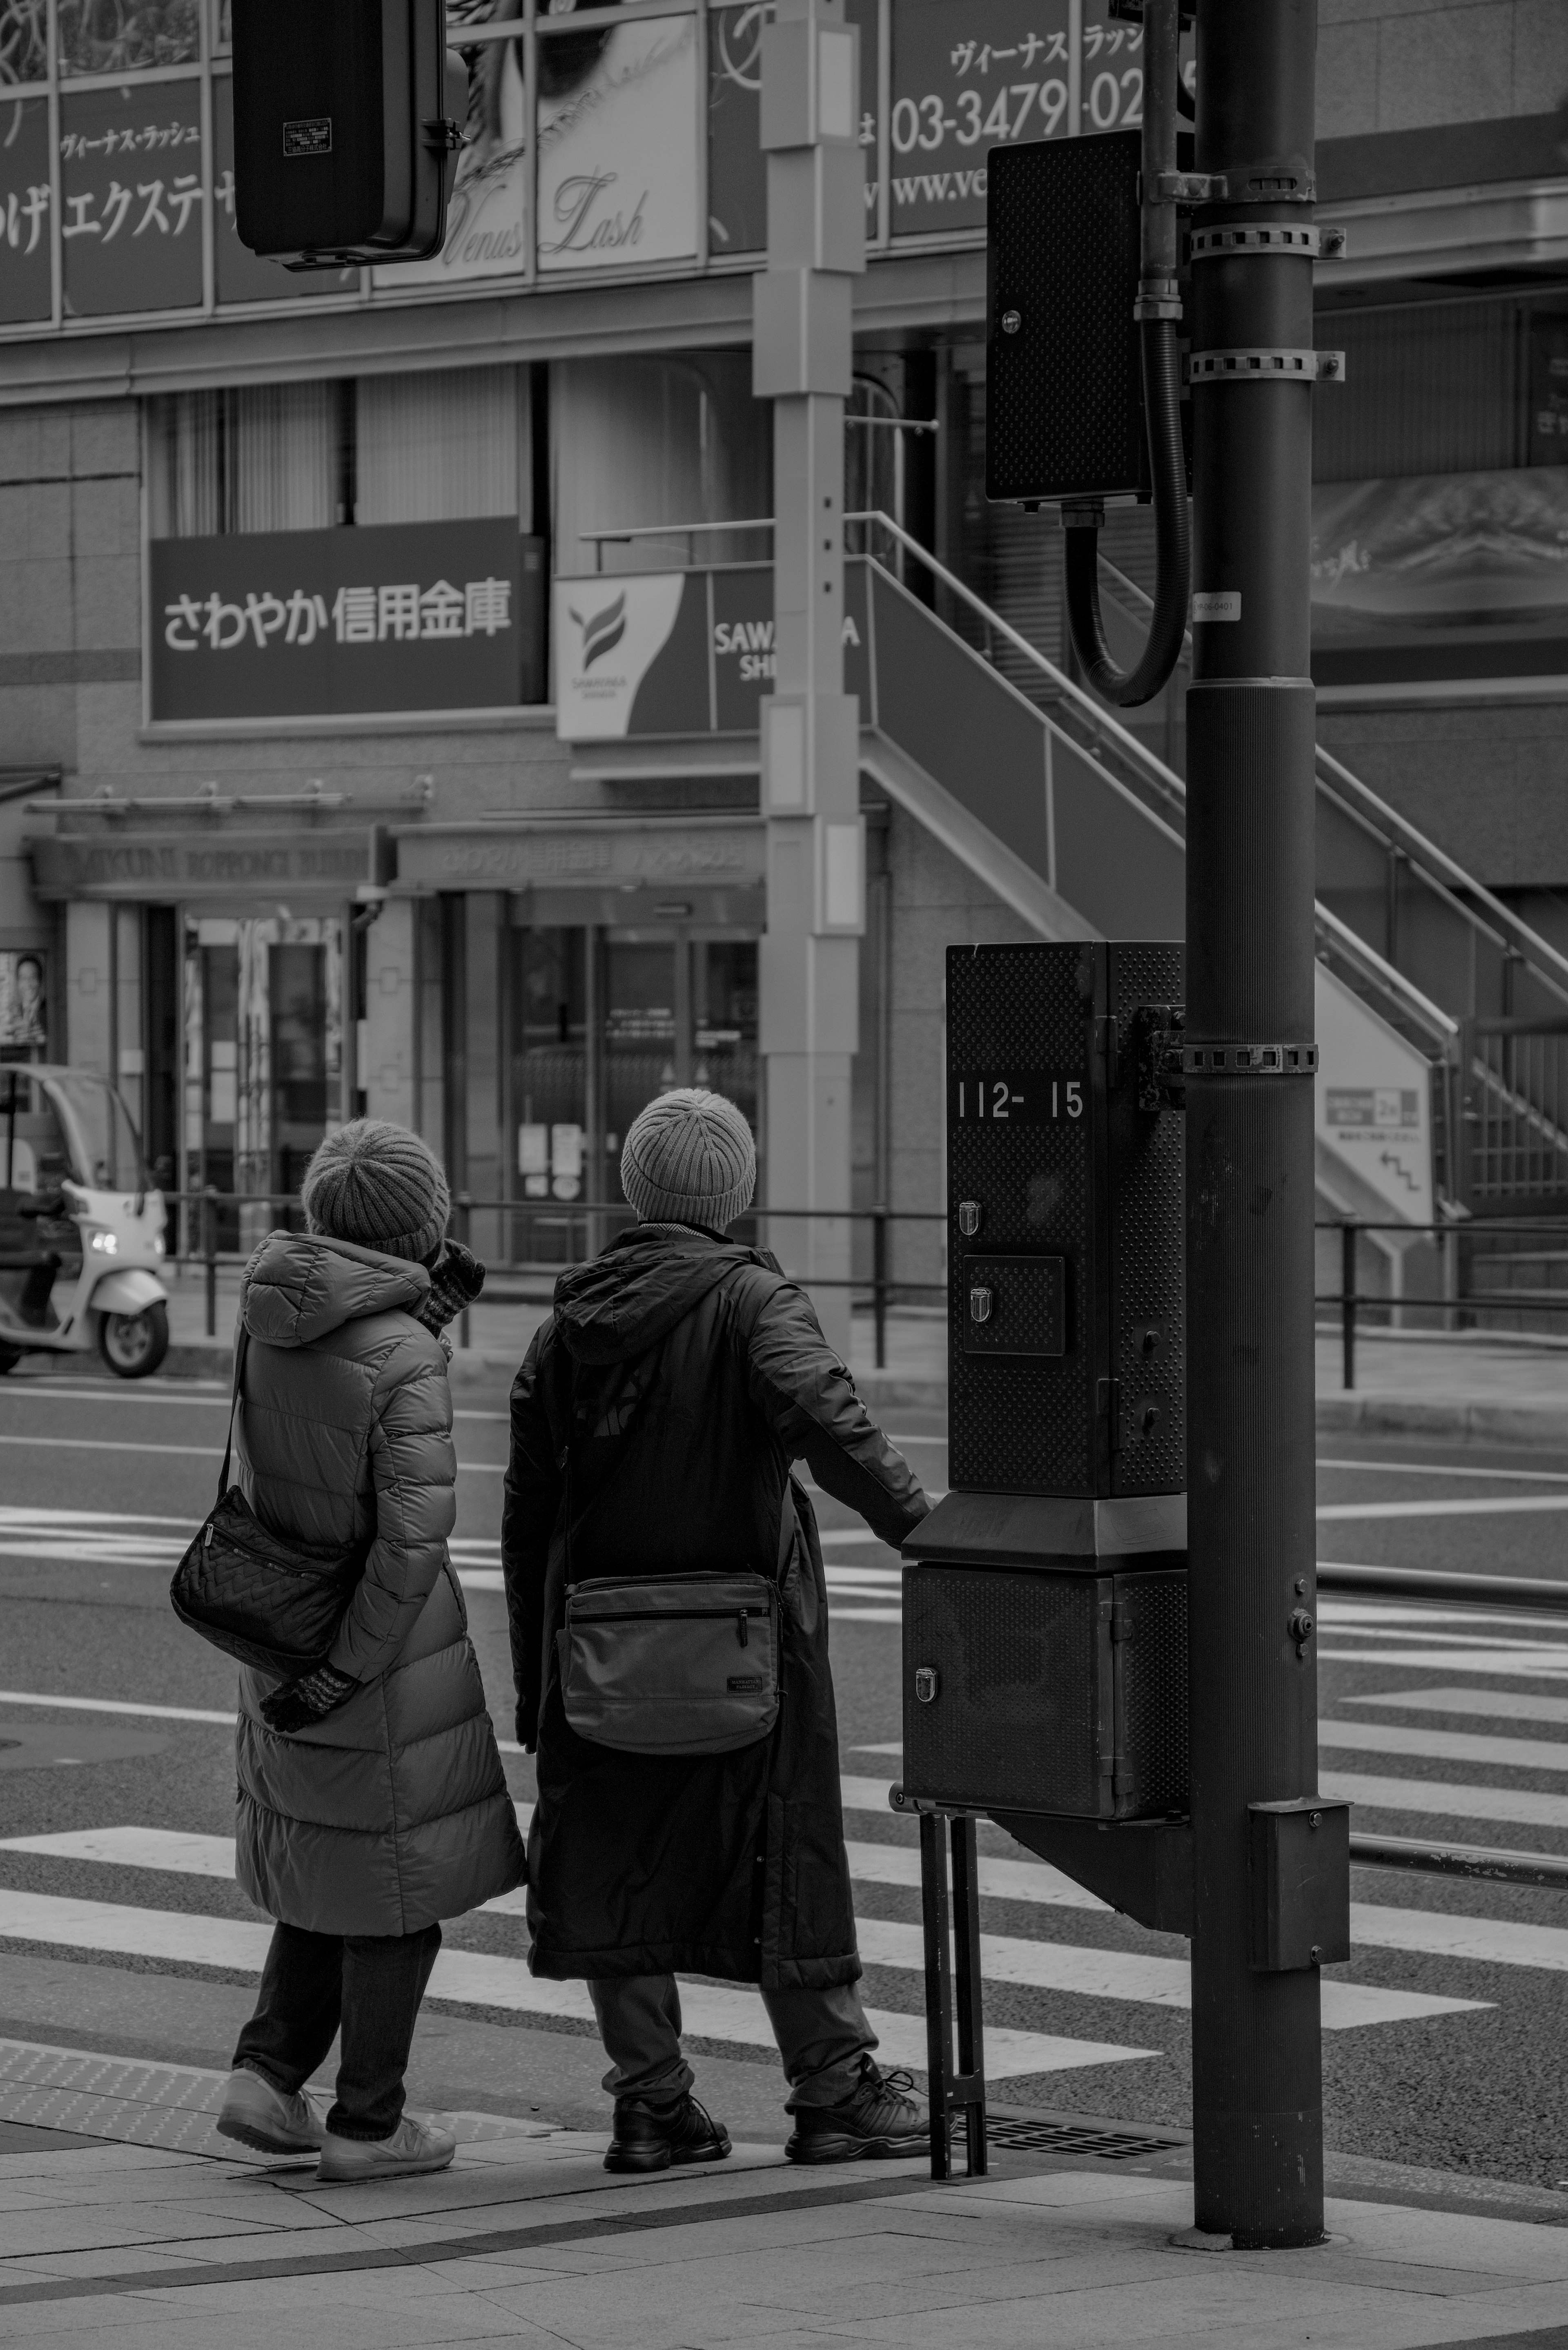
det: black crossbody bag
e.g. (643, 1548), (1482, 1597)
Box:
(169, 1331), (369, 1676)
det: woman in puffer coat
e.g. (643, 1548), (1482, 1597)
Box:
(214, 1121), (525, 2183)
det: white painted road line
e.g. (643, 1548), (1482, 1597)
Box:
(1317, 1495), (1568, 1521)
(1319, 1651), (1568, 1679)
(0, 1433), (510, 1475)
(1318, 1719), (1568, 1774)
(1320, 1770), (1568, 1831)
(1349, 1906), (1568, 1974)
(1346, 1689), (1568, 1726)
(0, 1691), (237, 1726)
(0, 1889), (1148, 2081)
(1318, 1458), (1568, 1487)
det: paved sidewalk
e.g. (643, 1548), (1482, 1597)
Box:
(4, 2047), (1568, 2350)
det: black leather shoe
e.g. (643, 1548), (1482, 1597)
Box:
(784, 2058), (929, 2164)
(604, 2092), (733, 2175)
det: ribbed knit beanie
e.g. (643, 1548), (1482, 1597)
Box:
(621, 1088), (756, 1233)
(301, 1119), (451, 1263)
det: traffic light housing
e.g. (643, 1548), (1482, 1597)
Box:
(232, 0), (466, 268)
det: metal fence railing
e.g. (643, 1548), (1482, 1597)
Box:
(1319, 1217), (1568, 1389)
(160, 1191), (947, 1367)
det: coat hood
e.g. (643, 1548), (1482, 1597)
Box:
(550, 1226), (765, 1366)
(240, 1230), (430, 1349)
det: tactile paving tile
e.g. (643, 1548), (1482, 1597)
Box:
(0, 2039), (550, 2160)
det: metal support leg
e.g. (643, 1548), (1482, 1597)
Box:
(918, 1810), (989, 2181)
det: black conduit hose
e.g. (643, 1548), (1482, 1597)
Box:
(1063, 320), (1191, 710)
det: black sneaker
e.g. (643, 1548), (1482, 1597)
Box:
(604, 2092), (732, 2175)
(784, 2058), (929, 2164)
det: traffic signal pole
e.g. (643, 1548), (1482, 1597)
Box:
(1185, 0), (1325, 2246)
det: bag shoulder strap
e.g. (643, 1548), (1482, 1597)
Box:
(217, 1328), (249, 1505)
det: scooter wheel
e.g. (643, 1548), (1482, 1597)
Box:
(0, 1342), (20, 1375)
(99, 1302), (169, 1379)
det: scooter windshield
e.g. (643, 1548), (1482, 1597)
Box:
(45, 1075), (148, 1193)
(0, 1073), (75, 1198)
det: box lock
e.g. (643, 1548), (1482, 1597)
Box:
(915, 1666), (940, 1704)
(958, 1199), (983, 1238)
(969, 1284), (993, 1325)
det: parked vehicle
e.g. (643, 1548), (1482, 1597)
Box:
(0, 1066), (170, 1377)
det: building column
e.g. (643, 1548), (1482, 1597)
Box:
(755, 0), (866, 1360)
(64, 900), (112, 1077)
(364, 897), (417, 1132)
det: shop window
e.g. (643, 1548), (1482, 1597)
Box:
(148, 383), (341, 537)
(1313, 299), (1518, 485)
(552, 354), (770, 573)
(356, 366), (523, 525)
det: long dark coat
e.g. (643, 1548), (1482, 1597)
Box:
(233, 1231), (526, 1937)
(501, 1226), (928, 1989)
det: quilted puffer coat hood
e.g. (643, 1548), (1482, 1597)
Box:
(550, 1225), (752, 1366)
(240, 1229), (429, 1350)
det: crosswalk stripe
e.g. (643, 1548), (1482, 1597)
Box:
(1319, 1769), (1568, 1831)
(1346, 1689), (1568, 1727)
(1319, 1651), (1568, 1678)
(1319, 1720), (1568, 1773)
(1318, 1458), (1568, 1485)
(1317, 1495), (1568, 1521)
(0, 1690), (236, 1726)
(0, 1890), (1148, 2082)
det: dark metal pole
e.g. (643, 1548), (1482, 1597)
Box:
(1341, 1220), (1355, 1391)
(872, 1204), (888, 1371)
(1186, 0), (1324, 2249)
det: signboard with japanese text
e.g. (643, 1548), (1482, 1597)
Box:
(374, 29), (528, 290)
(889, 0), (1073, 239)
(148, 519), (527, 722)
(213, 77), (355, 306)
(707, 0), (878, 259)
(0, 97), (51, 327)
(1314, 963), (1434, 1224)
(537, 14), (699, 273)
(60, 81), (203, 317)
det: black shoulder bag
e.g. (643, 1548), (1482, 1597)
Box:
(169, 1331), (369, 1676)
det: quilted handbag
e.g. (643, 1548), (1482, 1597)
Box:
(169, 1331), (367, 1675)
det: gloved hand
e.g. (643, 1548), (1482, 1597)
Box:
(261, 1661), (358, 1735)
(416, 1240), (486, 1341)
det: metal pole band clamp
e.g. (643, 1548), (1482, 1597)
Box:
(1189, 225), (1337, 261)
(1187, 348), (1345, 383)
(1183, 1043), (1319, 1076)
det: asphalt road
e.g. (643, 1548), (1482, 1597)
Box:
(3, 1365), (1568, 2188)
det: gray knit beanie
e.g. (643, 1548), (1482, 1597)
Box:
(621, 1088), (756, 1233)
(301, 1119), (451, 1263)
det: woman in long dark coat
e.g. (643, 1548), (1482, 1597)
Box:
(503, 1088), (930, 2172)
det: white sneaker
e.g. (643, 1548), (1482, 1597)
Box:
(216, 2068), (325, 2156)
(316, 2114), (457, 2183)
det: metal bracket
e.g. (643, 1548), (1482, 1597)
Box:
(1154, 165), (1316, 205)
(1133, 1003), (1187, 1112)
(1182, 1042), (1319, 1077)
(1187, 348), (1344, 385)
(1189, 224), (1325, 262)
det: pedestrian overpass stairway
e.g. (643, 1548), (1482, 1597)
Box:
(846, 514), (1568, 1227)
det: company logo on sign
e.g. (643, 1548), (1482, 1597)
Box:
(572, 591), (627, 669)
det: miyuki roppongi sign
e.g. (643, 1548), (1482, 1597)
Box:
(148, 519), (528, 720)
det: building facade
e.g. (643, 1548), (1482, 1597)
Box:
(0, 0), (1564, 1286)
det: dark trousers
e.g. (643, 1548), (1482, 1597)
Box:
(233, 1920), (442, 2142)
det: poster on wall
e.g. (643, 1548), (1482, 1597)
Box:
(374, 6), (529, 290)
(149, 517), (528, 721)
(537, 13), (699, 273)
(889, 0), (1074, 239)
(59, 80), (204, 317)
(1312, 467), (1568, 687)
(0, 98), (52, 328)
(0, 951), (47, 1060)
(213, 79), (355, 305)
(1314, 963), (1434, 1225)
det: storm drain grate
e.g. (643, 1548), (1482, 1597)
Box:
(978, 2118), (1186, 2160)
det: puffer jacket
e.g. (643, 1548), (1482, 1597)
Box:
(501, 1224), (928, 1987)
(232, 1230), (525, 1937)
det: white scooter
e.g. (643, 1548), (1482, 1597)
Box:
(0, 1066), (170, 1378)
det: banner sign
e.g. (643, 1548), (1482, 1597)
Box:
(0, 98), (52, 328)
(397, 818), (765, 891)
(374, 17), (529, 292)
(60, 82), (204, 319)
(1312, 467), (1568, 687)
(149, 519), (526, 722)
(1314, 963), (1434, 1224)
(31, 830), (381, 903)
(708, 0), (878, 258)
(537, 15), (699, 272)
(554, 564), (872, 739)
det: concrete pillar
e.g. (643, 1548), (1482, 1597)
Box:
(755, 0), (865, 1360)
(64, 901), (112, 1077)
(364, 898), (417, 1131)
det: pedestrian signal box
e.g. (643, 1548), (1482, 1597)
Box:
(232, 0), (466, 267)
(900, 942), (1189, 1826)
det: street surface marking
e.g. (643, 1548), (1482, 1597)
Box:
(9, 1825), (1564, 1983)
(1318, 1458), (1568, 1486)
(1318, 1495), (1568, 1521)
(851, 1917), (1485, 2027)
(1318, 1719), (1568, 1774)
(0, 1890), (1148, 2080)
(1319, 1770), (1568, 1831)
(1319, 1652), (1568, 1678)
(0, 1691), (236, 1726)
(0, 1434), (507, 1474)
(1346, 1689), (1568, 1726)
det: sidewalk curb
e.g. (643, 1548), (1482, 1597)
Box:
(1316, 1392), (1568, 1448)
